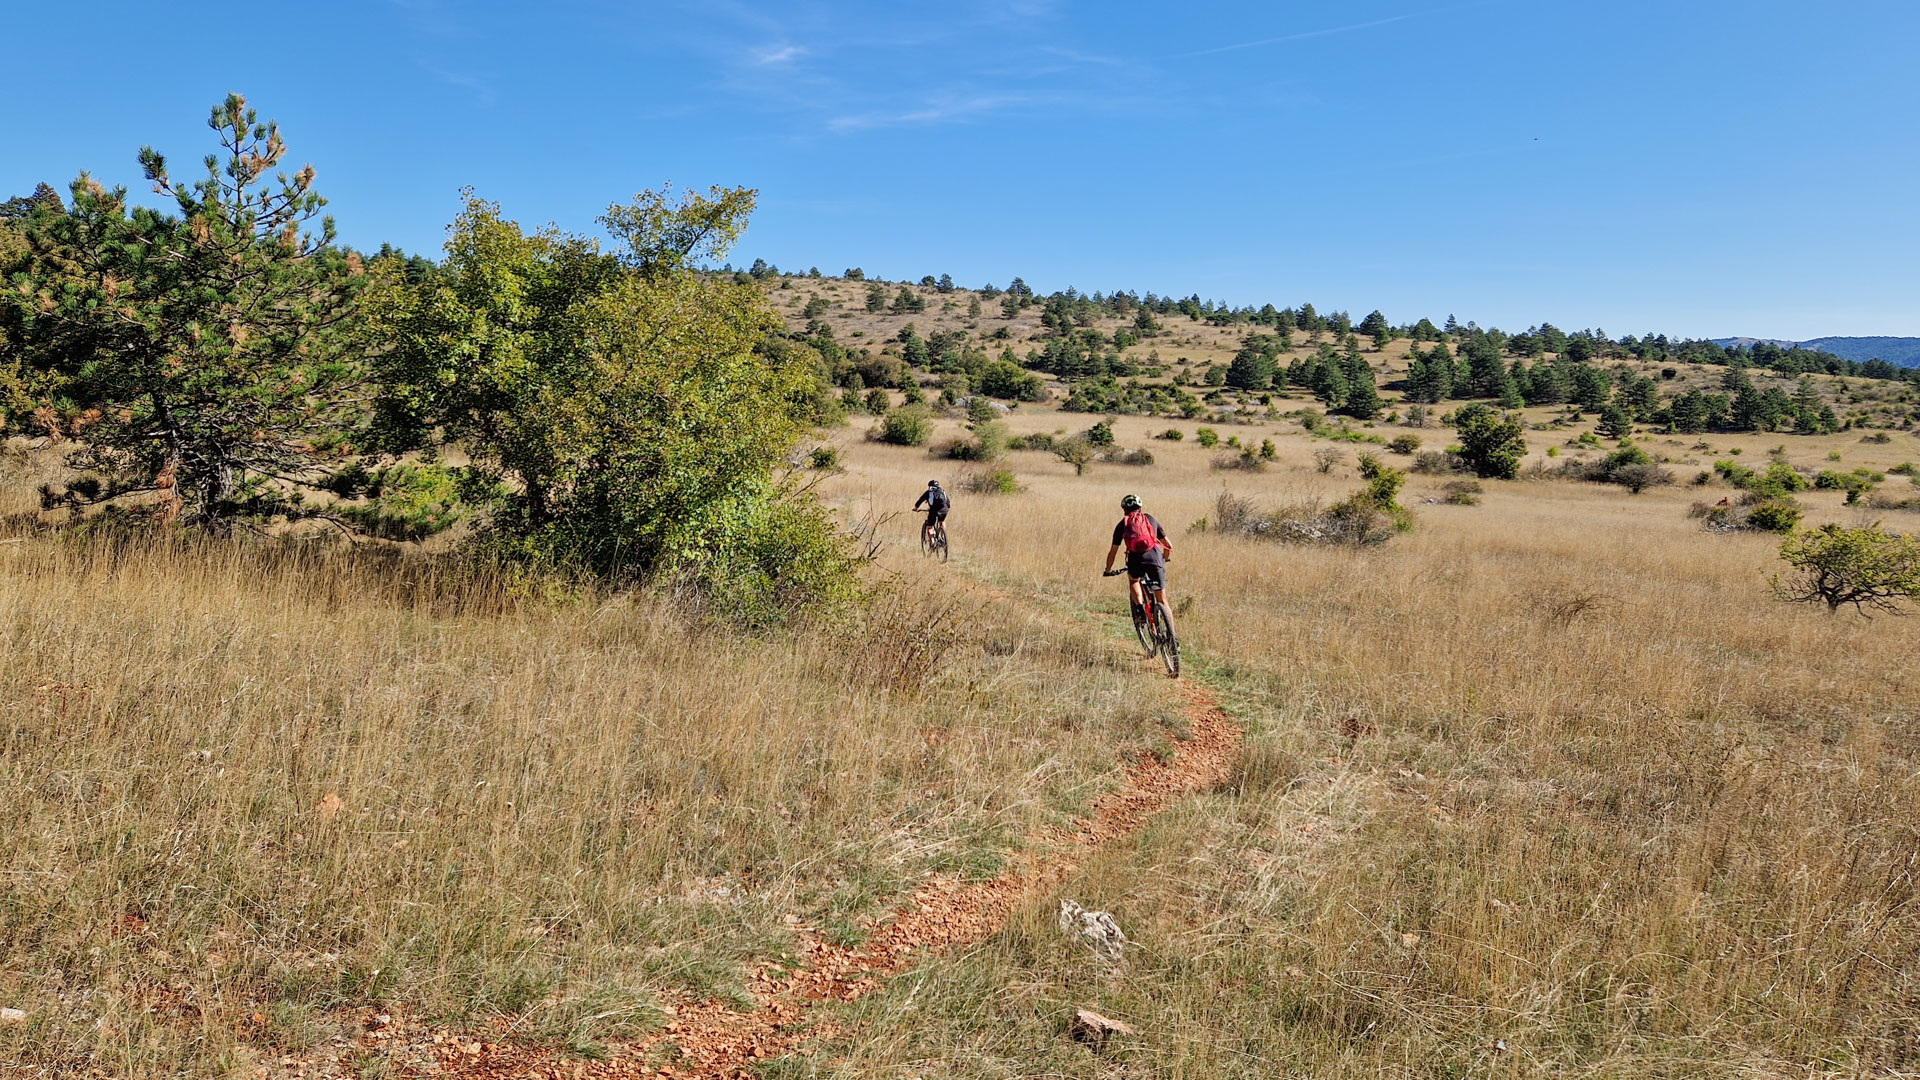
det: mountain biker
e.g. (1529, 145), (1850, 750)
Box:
(1104, 493), (1171, 620)
(913, 480), (950, 549)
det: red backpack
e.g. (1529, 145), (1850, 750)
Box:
(1121, 510), (1160, 555)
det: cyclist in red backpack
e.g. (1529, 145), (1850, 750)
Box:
(1103, 493), (1172, 621)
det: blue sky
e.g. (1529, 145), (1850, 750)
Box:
(5, 1), (1917, 340)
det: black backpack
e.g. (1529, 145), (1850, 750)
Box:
(928, 487), (950, 512)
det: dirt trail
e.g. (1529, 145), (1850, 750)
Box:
(404, 679), (1241, 1079)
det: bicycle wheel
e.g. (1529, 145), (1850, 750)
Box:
(1154, 598), (1181, 678)
(1131, 599), (1155, 656)
(935, 524), (949, 563)
(921, 526), (933, 557)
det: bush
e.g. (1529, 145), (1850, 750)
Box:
(335, 463), (467, 541)
(1412, 450), (1469, 475)
(1693, 493), (1803, 534)
(1454, 404), (1528, 479)
(1156, 428), (1185, 441)
(809, 445), (840, 470)
(1440, 479), (1483, 505)
(1387, 434), (1422, 455)
(976, 359), (1045, 401)
(1212, 449), (1267, 472)
(1259, 438), (1277, 460)
(1611, 462), (1676, 494)
(1056, 436), (1095, 475)
(1209, 458), (1408, 548)
(1815, 468), (1881, 504)
(877, 406), (934, 446)
(965, 396), (1001, 423)
(1774, 522), (1920, 615)
(959, 466), (1022, 494)
(1106, 447), (1155, 466)
(1008, 431), (1056, 452)
(1086, 419), (1116, 447)
(1195, 427), (1220, 448)
(863, 388), (890, 415)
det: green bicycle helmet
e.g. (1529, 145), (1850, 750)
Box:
(1120, 494), (1142, 512)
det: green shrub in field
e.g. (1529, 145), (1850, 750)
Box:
(965, 396), (1000, 423)
(959, 466), (1022, 494)
(878, 406), (934, 446)
(1157, 428), (1185, 441)
(1259, 438), (1277, 460)
(976, 359), (1045, 401)
(1453, 404), (1527, 480)
(1388, 434), (1421, 455)
(1056, 436), (1096, 475)
(863, 388), (890, 415)
(1694, 493), (1803, 534)
(1008, 431), (1056, 452)
(1086, 419), (1116, 447)
(1195, 427), (1220, 448)
(1106, 447), (1155, 466)
(1815, 468), (1882, 504)
(937, 420), (1008, 461)
(333, 463), (470, 541)
(1212, 449), (1267, 472)
(1441, 479), (1483, 505)
(1413, 450), (1469, 475)
(809, 446), (840, 470)
(1774, 521), (1920, 615)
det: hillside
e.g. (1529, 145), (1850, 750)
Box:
(1718, 335), (1920, 367)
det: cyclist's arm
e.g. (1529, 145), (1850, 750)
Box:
(1104, 543), (1122, 574)
(1158, 524), (1171, 561)
(913, 493), (929, 510)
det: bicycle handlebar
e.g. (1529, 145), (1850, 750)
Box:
(1102, 569), (1125, 577)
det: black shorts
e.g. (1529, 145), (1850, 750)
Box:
(1125, 558), (1165, 591)
(924, 509), (948, 527)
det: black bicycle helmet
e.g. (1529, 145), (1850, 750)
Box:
(929, 479), (941, 487)
(1120, 493), (1141, 512)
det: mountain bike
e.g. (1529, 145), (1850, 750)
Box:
(1104, 569), (1179, 677)
(920, 517), (949, 562)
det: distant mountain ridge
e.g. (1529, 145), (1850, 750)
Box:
(1714, 335), (1920, 367)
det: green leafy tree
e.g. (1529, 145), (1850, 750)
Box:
(1454, 404), (1528, 479)
(3, 95), (367, 528)
(371, 187), (850, 620)
(1773, 522), (1920, 615)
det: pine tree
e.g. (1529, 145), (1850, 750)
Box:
(5, 95), (366, 527)
(1343, 355), (1380, 419)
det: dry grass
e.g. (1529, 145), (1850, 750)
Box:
(6, 400), (1920, 1077)
(809, 414), (1920, 1077)
(0, 488), (1186, 1075)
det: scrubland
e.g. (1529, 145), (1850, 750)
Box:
(4, 401), (1919, 1077)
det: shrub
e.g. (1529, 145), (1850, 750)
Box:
(1313, 447), (1342, 473)
(1213, 449), (1267, 472)
(965, 396), (1000, 423)
(1195, 427), (1220, 448)
(1008, 432), (1056, 452)
(1454, 404), (1528, 479)
(335, 464), (467, 541)
(809, 445), (840, 470)
(1086, 419), (1116, 447)
(976, 359), (1044, 401)
(1412, 450), (1469, 475)
(863, 388), (890, 415)
(1259, 438), (1277, 460)
(1387, 434), (1421, 455)
(877, 406), (934, 446)
(959, 466), (1022, 495)
(1156, 428), (1185, 441)
(1815, 468), (1881, 504)
(1440, 480), (1483, 506)
(1209, 460), (1408, 548)
(1862, 431), (1893, 444)
(1773, 522), (1920, 615)
(1055, 436), (1095, 475)
(1611, 463), (1676, 494)
(1106, 447), (1155, 466)
(1694, 493), (1803, 534)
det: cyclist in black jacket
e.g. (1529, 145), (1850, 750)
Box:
(913, 480), (950, 549)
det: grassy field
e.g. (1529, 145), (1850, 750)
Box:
(3, 383), (1919, 1077)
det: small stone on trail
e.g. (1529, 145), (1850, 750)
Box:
(1071, 1008), (1136, 1045)
(0, 1007), (25, 1023)
(1056, 899), (1127, 962)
